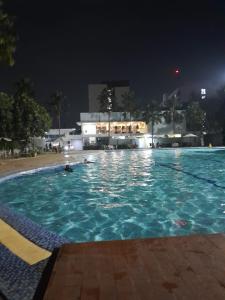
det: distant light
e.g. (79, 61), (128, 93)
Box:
(201, 88), (206, 95)
(175, 69), (180, 75)
(201, 88), (206, 100)
(168, 134), (181, 138)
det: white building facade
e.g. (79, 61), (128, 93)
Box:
(79, 111), (187, 149)
(79, 112), (148, 148)
(44, 128), (83, 150)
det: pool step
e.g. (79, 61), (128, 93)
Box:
(0, 218), (51, 265)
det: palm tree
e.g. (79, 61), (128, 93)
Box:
(143, 101), (162, 148)
(121, 91), (138, 134)
(50, 91), (65, 138)
(98, 88), (116, 143)
(163, 94), (183, 134)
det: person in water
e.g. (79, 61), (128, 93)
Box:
(64, 164), (73, 172)
(83, 158), (94, 164)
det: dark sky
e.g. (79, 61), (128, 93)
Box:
(1, 0), (225, 127)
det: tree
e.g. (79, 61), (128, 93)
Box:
(14, 77), (35, 98)
(121, 91), (138, 133)
(12, 78), (51, 148)
(12, 79), (34, 144)
(50, 91), (65, 138)
(0, 92), (13, 138)
(0, 1), (17, 66)
(143, 101), (162, 148)
(163, 94), (183, 134)
(186, 101), (206, 132)
(29, 101), (51, 149)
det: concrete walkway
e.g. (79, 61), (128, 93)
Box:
(0, 150), (104, 177)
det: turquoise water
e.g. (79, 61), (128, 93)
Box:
(1, 148), (225, 242)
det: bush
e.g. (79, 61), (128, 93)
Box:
(83, 145), (102, 150)
(117, 144), (131, 149)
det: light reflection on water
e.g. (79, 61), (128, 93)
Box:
(0, 148), (225, 242)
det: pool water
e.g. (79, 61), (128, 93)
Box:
(1, 148), (225, 242)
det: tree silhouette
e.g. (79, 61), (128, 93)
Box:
(50, 91), (65, 138)
(143, 101), (162, 147)
(121, 91), (138, 134)
(163, 94), (183, 134)
(0, 1), (17, 66)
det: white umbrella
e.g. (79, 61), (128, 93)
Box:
(0, 137), (12, 141)
(183, 133), (198, 138)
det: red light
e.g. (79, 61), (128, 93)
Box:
(175, 69), (180, 74)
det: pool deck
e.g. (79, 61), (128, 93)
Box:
(0, 150), (103, 177)
(37, 234), (225, 300)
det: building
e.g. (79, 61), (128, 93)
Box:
(78, 111), (187, 149)
(88, 80), (130, 112)
(163, 85), (212, 105)
(79, 112), (148, 148)
(44, 128), (83, 150)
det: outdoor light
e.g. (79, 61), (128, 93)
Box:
(201, 88), (206, 99)
(201, 88), (206, 94)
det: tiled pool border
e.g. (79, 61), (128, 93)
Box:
(0, 161), (81, 183)
(0, 196), (68, 300)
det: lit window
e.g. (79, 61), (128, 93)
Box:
(201, 89), (206, 95)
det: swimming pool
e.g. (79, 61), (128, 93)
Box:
(1, 148), (225, 242)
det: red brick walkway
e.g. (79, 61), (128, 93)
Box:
(42, 234), (225, 300)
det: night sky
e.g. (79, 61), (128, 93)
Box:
(1, 0), (225, 127)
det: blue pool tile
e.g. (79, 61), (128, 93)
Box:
(0, 204), (68, 300)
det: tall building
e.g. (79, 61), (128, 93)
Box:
(88, 80), (130, 112)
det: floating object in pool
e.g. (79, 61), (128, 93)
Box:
(175, 219), (188, 227)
